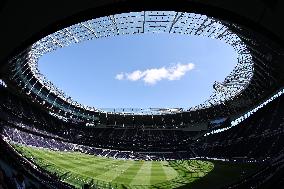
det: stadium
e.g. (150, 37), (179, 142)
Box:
(0, 0), (284, 189)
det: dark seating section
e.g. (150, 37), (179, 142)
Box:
(1, 86), (284, 159)
(1, 125), (195, 161)
(193, 93), (284, 161)
(0, 87), (202, 152)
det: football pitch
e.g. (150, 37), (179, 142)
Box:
(13, 144), (259, 189)
(14, 145), (214, 189)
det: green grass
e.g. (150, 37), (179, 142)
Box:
(12, 144), (260, 189)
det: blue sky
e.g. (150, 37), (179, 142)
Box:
(38, 33), (237, 109)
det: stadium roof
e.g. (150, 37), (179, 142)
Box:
(1, 0), (284, 65)
(27, 11), (253, 112)
(0, 0), (283, 126)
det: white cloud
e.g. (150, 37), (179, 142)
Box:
(115, 63), (195, 85)
(115, 73), (124, 80)
(143, 67), (168, 84)
(126, 70), (144, 81)
(167, 63), (195, 80)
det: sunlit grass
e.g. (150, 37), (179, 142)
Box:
(14, 144), (214, 189)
